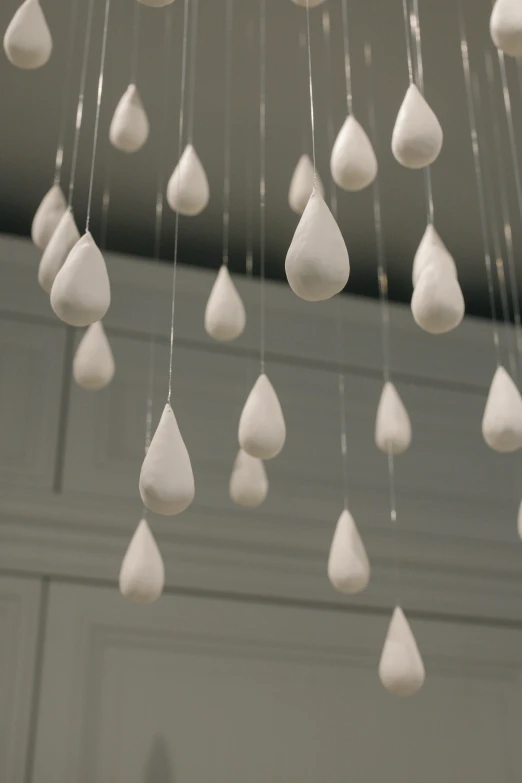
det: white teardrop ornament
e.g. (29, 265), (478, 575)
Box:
(330, 116), (378, 192)
(285, 192), (350, 302)
(392, 84), (443, 169)
(204, 265), (246, 341)
(73, 322), (115, 391)
(229, 449), (269, 507)
(166, 144), (209, 216)
(328, 509), (370, 594)
(139, 404), (195, 516)
(238, 374), (286, 460)
(411, 265), (464, 335)
(32, 185), (66, 251)
(50, 232), (111, 327)
(288, 154), (324, 215)
(38, 209), (80, 294)
(139, 0), (174, 6)
(379, 606), (426, 697)
(375, 382), (412, 456)
(109, 84), (149, 153)
(412, 224), (457, 288)
(491, 0), (522, 57)
(3, 0), (52, 70)
(119, 519), (165, 604)
(482, 366), (522, 453)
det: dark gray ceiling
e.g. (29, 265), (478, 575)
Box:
(1, 0), (521, 318)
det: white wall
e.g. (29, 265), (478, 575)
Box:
(0, 233), (521, 782)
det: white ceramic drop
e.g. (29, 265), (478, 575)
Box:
(328, 509), (370, 595)
(412, 224), (457, 288)
(229, 449), (269, 507)
(204, 265), (246, 341)
(38, 209), (80, 294)
(238, 374), (286, 460)
(375, 381), (412, 456)
(119, 519), (165, 604)
(166, 144), (209, 216)
(73, 321), (115, 391)
(109, 84), (149, 153)
(31, 185), (66, 250)
(285, 192), (350, 302)
(392, 84), (443, 169)
(139, 403), (195, 516)
(330, 115), (378, 192)
(50, 232), (111, 327)
(3, 0), (52, 69)
(288, 154), (324, 215)
(379, 606), (426, 697)
(411, 265), (465, 334)
(139, 0), (174, 6)
(491, 0), (522, 57)
(482, 365), (522, 452)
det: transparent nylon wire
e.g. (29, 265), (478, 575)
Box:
(54, 0), (80, 186)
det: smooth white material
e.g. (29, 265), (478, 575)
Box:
(288, 154), (324, 215)
(491, 0), (522, 57)
(327, 509), (370, 595)
(285, 192), (350, 302)
(204, 265), (246, 341)
(379, 606), (426, 697)
(238, 374), (286, 460)
(482, 365), (522, 453)
(392, 84), (443, 169)
(109, 84), (149, 153)
(411, 265), (465, 334)
(73, 322), (115, 391)
(139, 0), (174, 6)
(330, 116), (378, 192)
(375, 382), (412, 455)
(38, 210), (80, 294)
(3, 0), (52, 69)
(50, 232), (111, 327)
(229, 449), (269, 507)
(412, 224), (457, 288)
(31, 185), (66, 251)
(119, 519), (165, 604)
(166, 144), (209, 216)
(139, 404), (195, 516)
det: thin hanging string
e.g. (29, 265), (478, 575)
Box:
(408, 0), (434, 224)
(482, 57), (517, 377)
(154, 7), (174, 262)
(100, 153), (112, 251)
(322, 7), (337, 219)
(340, 0), (353, 115)
(298, 25), (308, 154)
(85, 0), (113, 233)
(246, 19), (255, 278)
(259, 0), (266, 374)
(324, 6), (348, 508)
(67, 0), (96, 210)
(186, 0), (199, 145)
(401, 0), (414, 84)
(304, 1), (317, 188)
(494, 49), (522, 361)
(129, 0), (141, 85)
(222, 0), (234, 268)
(167, 0), (190, 403)
(54, 0), (80, 186)
(366, 41), (400, 597)
(142, 327), (157, 520)
(457, 0), (501, 365)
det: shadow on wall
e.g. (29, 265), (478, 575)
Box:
(144, 735), (175, 783)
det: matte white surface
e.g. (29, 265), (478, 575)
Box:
(411, 265), (465, 334)
(379, 606), (426, 697)
(328, 509), (370, 594)
(31, 185), (66, 251)
(166, 144), (209, 216)
(375, 381), (412, 455)
(288, 154), (324, 215)
(229, 449), (269, 507)
(330, 115), (378, 192)
(109, 84), (149, 153)
(73, 321), (115, 391)
(3, 0), (52, 69)
(412, 224), (457, 288)
(38, 209), (80, 294)
(482, 365), (522, 452)
(238, 373), (286, 460)
(204, 265), (246, 341)
(392, 84), (443, 169)
(285, 192), (349, 302)
(490, 0), (522, 57)
(119, 519), (165, 604)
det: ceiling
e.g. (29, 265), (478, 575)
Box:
(1, 0), (521, 318)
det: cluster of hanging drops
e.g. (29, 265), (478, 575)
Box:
(5, 0), (522, 692)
